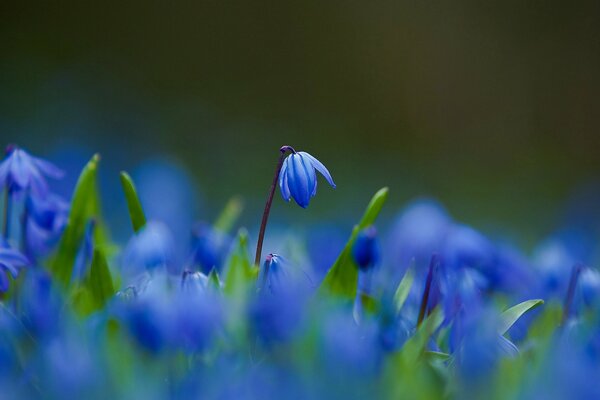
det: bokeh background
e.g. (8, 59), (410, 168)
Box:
(1, 1), (599, 248)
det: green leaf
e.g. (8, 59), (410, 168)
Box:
(50, 154), (104, 287)
(214, 196), (244, 233)
(393, 266), (415, 314)
(223, 229), (259, 295)
(318, 187), (389, 299)
(498, 299), (544, 335)
(87, 248), (115, 310)
(120, 171), (147, 233)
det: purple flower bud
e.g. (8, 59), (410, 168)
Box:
(352, 226), (379, 271)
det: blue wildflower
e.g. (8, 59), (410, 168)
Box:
(0, 245), (29, 292)
(0, 145), (63, 198)
(352, 226), (380, 271)
(279, 150), (335, 208)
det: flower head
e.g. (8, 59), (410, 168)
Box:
(279, 150), (335, 208)
(0, 145), (63, 198)
(0, 245), (30, 292)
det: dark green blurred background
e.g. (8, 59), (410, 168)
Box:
(1, 1), (599, 244)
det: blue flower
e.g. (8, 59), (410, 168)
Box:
(0, 145), (63, 197)
(25, 194), (69, 259)
(0, 245), (29, 292)
(279, 151), (335, 208)
(352, 226), (380, 271)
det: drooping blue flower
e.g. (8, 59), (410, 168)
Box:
(279, 151), (335, 208)
(352, 226), (380, 271)
(0, 145), (63, 198)
(190, 222), (231, 274)
(25, 194), (69, 259)
(0, 245), (29, 292)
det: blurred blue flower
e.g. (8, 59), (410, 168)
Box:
(442, 224), (494, 272)
(25, 194), (69, 259)
(169, 290), (223, 353)
(181, 270), (209, 293)
(320, 311), (382, 378)
(454, 305), (519, 383)
(387, 199), (452, 274)
(122, 221), (176, 278)
(20, 269), (63, 340)
(279, 151), (335, 208)
(0, 245), (29, 292)
(580, 267), (600, 309)
(352, 226), (379, 271)
(190, 222), (231, 274)
(249, 285), (308, 345)
(0, 145), (63, 198)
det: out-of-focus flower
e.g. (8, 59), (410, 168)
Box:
(190, 222), (231, 274)
(122, 221), (175, 278)
(169, 290), (223, 353)
(181, 270), (209, 293)
(387, 199), (452, 274)
(249, 285), (308, 345)
(442, 224), (494, 272)
(352, 226), (379, 271)
(580, 267), (600, 308)
(20, 269), (63, 339)
(279, 151), (335, 208)
(0, 145), (63, 198)
(71, 220), (96, 283)
(320, 311), (382, 378)
(453, 304), (519, 383)
(0, 245), (29, 292)
(25, 194), (69, 259)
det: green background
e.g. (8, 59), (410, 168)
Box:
(1, 1), (599, 245)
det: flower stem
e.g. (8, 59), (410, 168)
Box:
(254, 146), (294, 266)
(417, 254), (438, 327)
(561, 263), (583, 326)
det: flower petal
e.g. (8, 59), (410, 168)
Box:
(0, 270), (8, 292)
(33, 157), (64, 179)
(298, 153), (317, 199)
(288, 154), (310, 208)
(299, 151), (336, 188)
(279, 157), (291, 201)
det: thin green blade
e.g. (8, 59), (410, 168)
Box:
(120, 171), (147, 233)
(50, 154), (103, 287)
